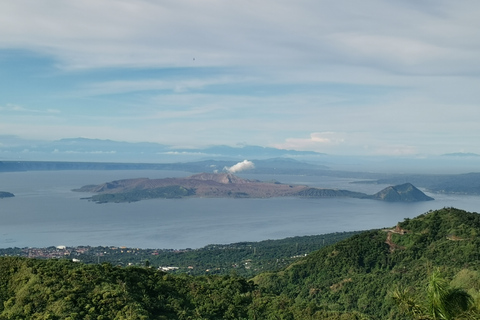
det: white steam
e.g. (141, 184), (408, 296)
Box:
(224, 160), (255, 173)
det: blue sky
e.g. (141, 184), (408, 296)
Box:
(1, 0), (479, 156)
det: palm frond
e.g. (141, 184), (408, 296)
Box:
(391, 287), (425, 319)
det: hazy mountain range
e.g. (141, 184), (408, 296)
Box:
(1, 136), (480, 173)
(0, 136), (323, 161)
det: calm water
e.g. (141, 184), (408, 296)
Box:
(0, 170), (479, 249)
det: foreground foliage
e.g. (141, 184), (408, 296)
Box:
(253, 207), (480, 319)
(1, 207), (480, 319)
(0, 258), (257, 319)
(392, 269), (476, 319)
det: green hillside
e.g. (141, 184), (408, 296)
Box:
(0, 208), (479, 319)
(254, 207), (480, 319)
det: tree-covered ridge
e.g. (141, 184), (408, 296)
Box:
(0, 258), (257, 319)
(295, 188), (365, 198)
(253, 208), (480, 319)
(1, 208), (480, 319)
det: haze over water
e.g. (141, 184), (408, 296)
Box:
(1, 170), (479, 249)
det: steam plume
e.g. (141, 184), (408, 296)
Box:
(224, 160), (255, 173)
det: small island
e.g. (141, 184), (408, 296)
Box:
(74, 172), (433, 204)
(0, 191), (14, 199)
(366, 183), (434, 202)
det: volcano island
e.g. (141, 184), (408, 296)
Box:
(74, 172), (434, 204)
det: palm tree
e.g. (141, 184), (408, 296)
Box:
(392, 269), (476, 320)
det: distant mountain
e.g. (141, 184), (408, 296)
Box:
(174, 145), (324, 158)
(0, 137), (326, 161)
(0, 137), (168, 156)
(168, 158), (330, 174)
(0, 158), (329, 173)
(367, 183), (434, 202)
(53, 138), (169, 153)
(442, 152), (480, 157)
(365, 172), (480, 195)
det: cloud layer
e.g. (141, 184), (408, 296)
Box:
(1, 1), (479, 156)
(2, 1), (478, 73)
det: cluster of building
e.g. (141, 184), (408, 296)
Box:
(24, 246), (73, 259)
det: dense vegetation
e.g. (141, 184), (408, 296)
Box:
(87, 186), (195, 203)
(1, 208), (480, 319)
(0, 258), (259, 319)
(296, 188), (365, 198)
(254, 207), (480, 319)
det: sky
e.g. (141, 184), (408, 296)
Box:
(1, 0), (479, 156)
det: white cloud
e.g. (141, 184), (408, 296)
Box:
(0, 104), (60, 114)
(162, 151), (210, 156)
(0, 104), (26, 112)
(1, 0), (479, 74)
(275, 132), (345, 152)
(372, 145), (418, 156)
(224, 160), (255, 173)
(52, 149), (117, 154)
(82, 76), (244, 96)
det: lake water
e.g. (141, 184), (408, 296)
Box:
(1, 170), (479, 249)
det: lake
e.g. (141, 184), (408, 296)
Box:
(1, 170), (479, 249)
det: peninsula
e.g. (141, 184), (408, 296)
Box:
(74, 172), (433, 203)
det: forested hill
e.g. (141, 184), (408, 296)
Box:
(1, 208), (480, 319)
(254, 207), (480, 319)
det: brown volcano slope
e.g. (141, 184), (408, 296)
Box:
(74, 173), (433, 203)
(74, 172), (310, 198)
